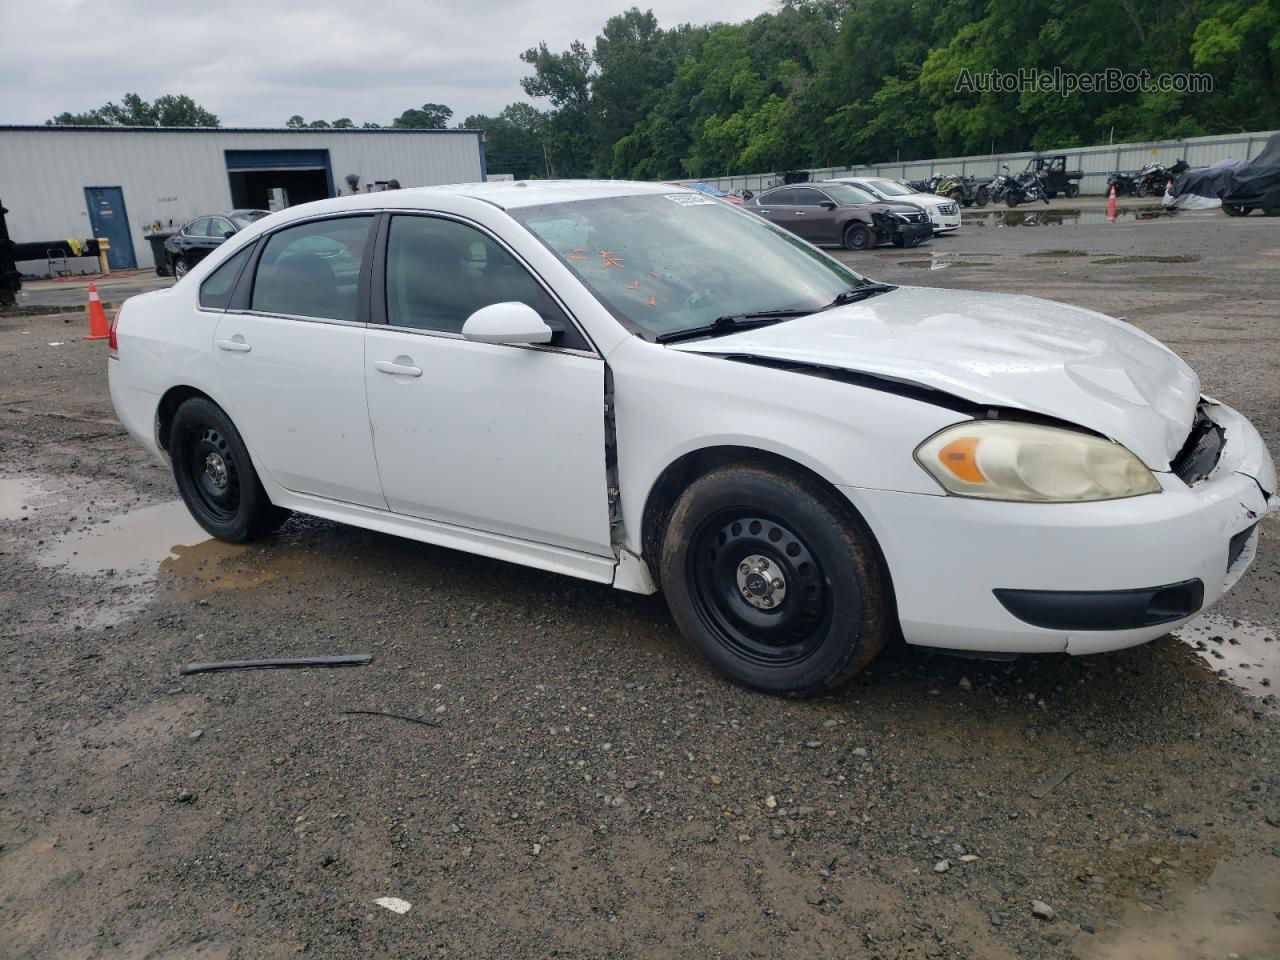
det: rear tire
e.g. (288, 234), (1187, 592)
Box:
(1005, 193), (1020, 208)
(843, 222), (875, 251)
(172, 257), (189, 280)
(1065, 183), (1079, 198)
(975, 187), (990, 207)
(1222, 203), (1251, 217)
(169, 397), (290, 543)
(659, 463), (891, 696)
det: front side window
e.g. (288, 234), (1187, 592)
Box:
(823, 184), (879, 205)
(250, 216), (373, 322)
(384, 215), (580, 346)
(185, 218), (211, 237)
(513, 192), (870, 340)
(790, 189), (827, 207)
(210, 218), (235, 238)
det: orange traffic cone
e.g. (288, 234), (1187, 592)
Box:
(83, 283), (110, 340)
(1106, 184), (1118, 223)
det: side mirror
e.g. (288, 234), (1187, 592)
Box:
(223, 229), (236, 239)
(461, 301), (554, 346)
(819, 200), (836, 210)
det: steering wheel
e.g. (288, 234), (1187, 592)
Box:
(680, 263), (735, 311)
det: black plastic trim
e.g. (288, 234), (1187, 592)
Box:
(994, 579), (1204, 631)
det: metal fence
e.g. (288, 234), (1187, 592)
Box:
(698, 130), (1278, 196)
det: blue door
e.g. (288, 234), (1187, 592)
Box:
(84, 186), (137, 270)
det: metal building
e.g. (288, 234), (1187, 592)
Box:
(0, 125), (487, 273)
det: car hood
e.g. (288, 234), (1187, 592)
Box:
(669, 286), (1200, 470)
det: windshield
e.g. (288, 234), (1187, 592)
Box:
(512, 193), (871, 340)
(865, 179), (912, 197)
(229, 210), (269, 229)
(822, 183), (879, 205)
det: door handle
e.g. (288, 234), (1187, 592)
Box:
(374, 359), (423, 378)
(215, 338), (252, 353)
(794, 211), (807, 216)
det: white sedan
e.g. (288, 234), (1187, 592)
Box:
(834, 177), (962, 233)
(108, 180), (1274, 695)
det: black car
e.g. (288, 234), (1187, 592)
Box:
(746, 182), (932, 250)
(164, 210), (269, 279)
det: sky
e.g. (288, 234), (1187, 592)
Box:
(2, 0), (775, 128)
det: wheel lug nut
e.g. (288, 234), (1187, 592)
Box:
(739, 563), (750, 574)
(758, 559), (770, 570)
(762, 597), (773, 606)
(772, 579), (784, 590)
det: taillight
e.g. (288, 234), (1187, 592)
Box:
(107, 309), (120, 355)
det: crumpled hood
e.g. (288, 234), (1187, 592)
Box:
(670, 286), (1200, 469)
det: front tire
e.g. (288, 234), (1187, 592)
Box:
(659, 463), (891, 695)
(843, 222), (875, 251)
(1222, 203), (1251, 217)
(169, 397), (290, 543)
(1006, 193), (1020, 208)
(975, 187), (990, 207)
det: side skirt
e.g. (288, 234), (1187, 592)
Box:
(275, 491), (618, 586)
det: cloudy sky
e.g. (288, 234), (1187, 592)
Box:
(2, 0), (775, 127)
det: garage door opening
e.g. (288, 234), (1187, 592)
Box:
(225, 149), (334, 210)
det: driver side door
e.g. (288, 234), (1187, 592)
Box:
(364, 213), (614, 557)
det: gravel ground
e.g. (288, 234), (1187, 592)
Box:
(2, 205), (1278, 960)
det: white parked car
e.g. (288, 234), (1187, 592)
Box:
(834, 177), (962, 233)
(108, 181), (1274, 695)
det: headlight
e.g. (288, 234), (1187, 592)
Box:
(915, 421), (1161, 502)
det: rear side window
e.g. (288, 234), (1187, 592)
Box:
(763, 188), (797, 205)
(198, 244), (255, 310)
(251, 216), (374, 322)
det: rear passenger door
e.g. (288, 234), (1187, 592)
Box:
(211, 214), (387, 508)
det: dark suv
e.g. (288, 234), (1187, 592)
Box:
(164, 210), (269, 279)
(746, 182), (932, 250)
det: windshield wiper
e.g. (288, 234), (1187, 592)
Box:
(654, 308), (812, 344)
(823, 283), (898, 309)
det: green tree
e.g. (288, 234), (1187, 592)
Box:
(465, 103), (549, 179)
(392, 103), (454, 128)
(49, 93), (219, 127)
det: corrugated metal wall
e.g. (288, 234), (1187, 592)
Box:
(0, 128), (485, 271)
(697, 130), (1279, 196)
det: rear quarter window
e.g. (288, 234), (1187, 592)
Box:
(198, 244), (255, 310)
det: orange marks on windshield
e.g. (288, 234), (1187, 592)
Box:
(567, 247), (589, 261)
(646, 296), (657, 306)
(601, 250), (624, 269)
(626, 280), (639, 290)
(649, 271), (659, 278)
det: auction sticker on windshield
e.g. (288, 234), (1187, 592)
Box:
(666, 194), (716, 205)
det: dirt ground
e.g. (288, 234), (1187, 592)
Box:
(2, 203), (1278, 960)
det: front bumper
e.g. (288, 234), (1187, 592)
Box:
(928, 206), (961, 232)
(842, 400), (1275, 655)
(892, 222), (934, 247)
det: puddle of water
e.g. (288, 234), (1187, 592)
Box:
(0, 476), (48, 520)
(1022, 249), (1091, 258)
(895, 253), (994, 270)
(40, 500), (244, 588)
(1091, 254), (1201, 265)
(964, 206), (1175, 226)
(1174, 613), (1278, 699)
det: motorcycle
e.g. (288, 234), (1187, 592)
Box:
(987, 170), (1010, 204)
(1002, 167), (1049, 207)
(1105, 171), (1140, 196)
(1135, 160), (1187, 197)
(935, 173), (991, 207)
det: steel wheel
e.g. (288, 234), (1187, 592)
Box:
(687, 511), (835, 669)
(179, 423), (242, 524)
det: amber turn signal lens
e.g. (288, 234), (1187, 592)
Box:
(937, 436), (986, 484)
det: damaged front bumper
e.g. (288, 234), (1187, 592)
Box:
(841, 400), (1275, 655)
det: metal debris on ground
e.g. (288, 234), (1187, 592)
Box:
(340, 709), (441, 728)
(178, 654), (372, 675)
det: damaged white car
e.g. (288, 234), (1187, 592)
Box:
(108, 181), (1276, 695)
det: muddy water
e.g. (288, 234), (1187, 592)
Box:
(1174, 613), (1278, 700)
(0, 476), (46, 521)
(39, 500), (245, 588)
(963, 206), (1178, 227)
